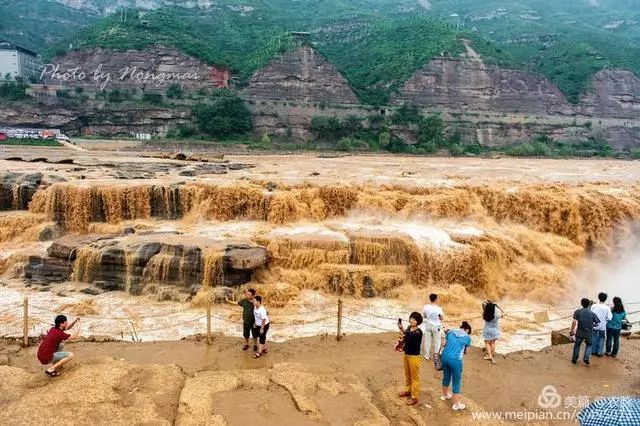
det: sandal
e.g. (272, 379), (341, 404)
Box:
(406, 398), (419, 406)
(253, 352), (262, 358)
(45, 370), (60, 377)
(398, 391), (411, 398)
(242, 344), (249, 351)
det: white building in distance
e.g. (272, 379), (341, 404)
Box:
(0, 41), (41, 81)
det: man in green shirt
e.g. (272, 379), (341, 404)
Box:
(238, 288), (257, 351)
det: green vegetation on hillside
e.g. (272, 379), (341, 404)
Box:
(2, 0), (640, 105)
(0, 0), (98, 50)
(190, 91), (253, 139)
(317, 18), (468, 104)
(0, 76), (27, 101)
(429, 0), (640, 102)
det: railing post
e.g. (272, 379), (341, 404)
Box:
(337, 298), (343, 341)
(23, 296), (29, 347)
(206, 301), (212, 345)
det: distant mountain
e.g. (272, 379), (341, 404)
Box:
(1, 0), (639, 104)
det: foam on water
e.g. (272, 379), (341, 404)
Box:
(2, 285), (636, 352)
(269, 224), (349, 241)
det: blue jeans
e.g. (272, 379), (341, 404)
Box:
(572, 335), (592, 362)
(605, 328), (621, 356)
(441, 357), (463, 394)
(592, 329), (606, 355)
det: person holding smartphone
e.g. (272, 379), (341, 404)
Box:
(398, 312), (424, 405)
(37, 315), (81, 377)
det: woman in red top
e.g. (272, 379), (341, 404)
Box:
(37, 315), (80, 377)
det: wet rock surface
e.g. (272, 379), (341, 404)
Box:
(21, 256), (74, 284)
(0, 173), (43, 210)
(28, 234), (269, 294)
(47, 234), (116, 260)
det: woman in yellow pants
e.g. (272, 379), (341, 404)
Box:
(398, 311), (424, 405)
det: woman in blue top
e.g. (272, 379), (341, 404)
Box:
(438, 321), (472, 411)
(605, 297), (626, 358)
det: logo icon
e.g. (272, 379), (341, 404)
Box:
(537, 385), (562, 409)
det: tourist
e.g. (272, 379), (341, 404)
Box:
(590, 292), (612, 357)
(571, 298), (600, 365)
(605, 297), (626, 358)
(439, 321), (472, 411)
(238, 288), (257, 351)
(398, 312), (424, 406)
(37, 315), (81, 377)
(252, 295), (270, 358)
(482, 301), (502, 364)
(422, 293), (444, 360)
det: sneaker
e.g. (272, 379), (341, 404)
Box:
(584, 360), (590, 365)
(605, 353), (611, 357)
(424, 355), (430, 360)
(440, 394), (453, 401)
(483, 355), (492, 361)
(571, 359), (577, 364)
(453, 402), (466, 411)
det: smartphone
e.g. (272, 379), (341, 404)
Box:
(397, 318), (402, 326)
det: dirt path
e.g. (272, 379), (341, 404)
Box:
(2, 333), (639, 425)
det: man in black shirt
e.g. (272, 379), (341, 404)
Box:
(238, 288), (257, 351)
(571, 298), (600, 365)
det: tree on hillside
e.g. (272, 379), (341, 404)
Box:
(417, 114), (445, 149)
(0, 74), (28, 101)
(192, 93), (253, 138)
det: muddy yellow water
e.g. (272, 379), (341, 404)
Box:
(1, 150), (639, 349)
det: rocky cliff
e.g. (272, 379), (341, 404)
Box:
(243, 45), (359, 104)
(392, 58), (574, 115)
(0, 101), (191, 136)
(578, 69), (640, 119)
(43, 47), (229, 92)
(393, 57), (640, 122)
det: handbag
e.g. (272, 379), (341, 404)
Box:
(621, 319), (632, 331)
(394, 334), (405, 352)
(433, 353), (443, 371)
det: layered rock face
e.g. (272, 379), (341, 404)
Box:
(579, 69), (640, 119)
(0, 102), (192, 137)
(0, 172), (67, 211)
(43, 47), (229, 92)
(19, 233), (269, 294)
(393, 58), (573, 115)
(0, 173), (43, 210)
(243, 45), (359, 104)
